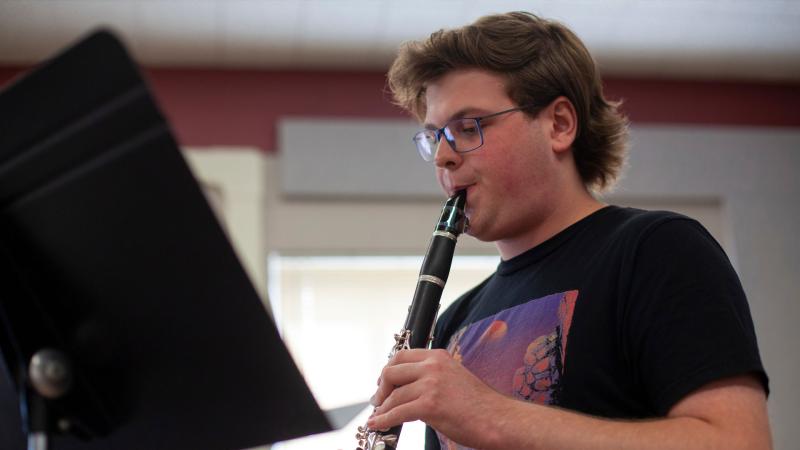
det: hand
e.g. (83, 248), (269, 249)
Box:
(367, 348), (508, 449)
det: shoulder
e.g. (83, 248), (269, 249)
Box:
(601, 207), (749, 306)
(605, 206), (700, 235)
(579, 206), (700, 243)
(600, 206), (722, 256)
(608, 210), (766, 414)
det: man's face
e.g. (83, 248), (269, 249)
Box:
(424, 69), (561, 245)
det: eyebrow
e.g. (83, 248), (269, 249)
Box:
(423, 107), (489, 130)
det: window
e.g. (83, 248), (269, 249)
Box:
(268, 254), (498, 449)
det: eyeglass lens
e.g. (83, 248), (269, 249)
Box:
(414, 118), (483, 162)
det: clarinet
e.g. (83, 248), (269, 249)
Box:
(356, 189), (468, 450)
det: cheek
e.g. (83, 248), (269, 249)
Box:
(485, 148), (532, 193)
(494, 135), (549, 193)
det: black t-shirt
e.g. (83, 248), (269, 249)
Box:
(426, 206), (768, 450)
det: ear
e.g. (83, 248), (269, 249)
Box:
(546, 96), (578, 154)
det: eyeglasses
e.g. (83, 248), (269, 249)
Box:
(412, 105), (538, 162)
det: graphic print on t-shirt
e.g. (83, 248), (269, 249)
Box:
(438, 290), (577, 450)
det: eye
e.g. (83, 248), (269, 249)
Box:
(453, 119), (479, 136)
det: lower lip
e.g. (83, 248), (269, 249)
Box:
(462, 186), (475, 208)
(465, 185), (475, 198)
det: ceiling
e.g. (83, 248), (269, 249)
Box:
(1, 0), (799, 81)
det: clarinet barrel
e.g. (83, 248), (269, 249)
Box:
(356, 190), (468, 450)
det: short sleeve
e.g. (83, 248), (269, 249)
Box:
(624, 217), (768, 415)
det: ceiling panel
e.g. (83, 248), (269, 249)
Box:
(0, 0), (798, 80)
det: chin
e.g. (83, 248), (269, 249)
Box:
(464, 223), (494, 243)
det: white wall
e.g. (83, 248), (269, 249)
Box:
(183, 149), (269, 300)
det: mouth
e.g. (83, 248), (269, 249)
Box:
(451, 184), (474, 197)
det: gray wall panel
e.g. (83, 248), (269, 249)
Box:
(280, 118), (439, 198)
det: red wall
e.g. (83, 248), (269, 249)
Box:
(2, 66), (798, 152)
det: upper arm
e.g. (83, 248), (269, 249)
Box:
(624, 217), (767, 414)
(667, 373), (772, 450)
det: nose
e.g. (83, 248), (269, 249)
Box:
(434, 140), (463, 170)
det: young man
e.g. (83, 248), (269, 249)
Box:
(367, 12), (771, 450)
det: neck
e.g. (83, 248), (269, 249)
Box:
(494, 187), (604, 261)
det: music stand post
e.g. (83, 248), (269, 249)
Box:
(24, 348), (73, 450)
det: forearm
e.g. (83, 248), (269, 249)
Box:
(474, 376), (771, 450)
(484, 399), (752, 450)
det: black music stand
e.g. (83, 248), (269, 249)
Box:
(0, 30), (341, 450)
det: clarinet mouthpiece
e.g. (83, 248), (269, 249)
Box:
(437, 189), (468, 235)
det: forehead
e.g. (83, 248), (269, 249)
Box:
(423, 69), (511, 126)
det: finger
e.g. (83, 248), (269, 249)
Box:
(367, 398), (426, 430)
(372, 361), (427, 406)
(373, 349), (453, 406)
(375, 379), (424, 416)
(388, 348), (436, 365)
(383, 360), (428, 386)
